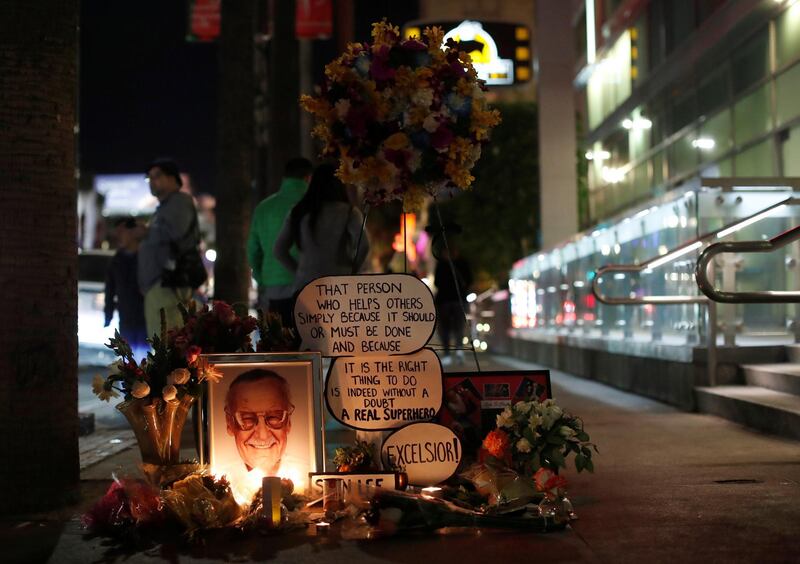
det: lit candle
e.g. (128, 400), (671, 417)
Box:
(316, 520), (330, 535)
(262, 476), (282, 527)
(421, 486), (443, 499)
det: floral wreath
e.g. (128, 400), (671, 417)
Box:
(301, 21), (501, 210)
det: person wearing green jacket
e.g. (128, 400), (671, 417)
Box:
(247, 158), (313, 326)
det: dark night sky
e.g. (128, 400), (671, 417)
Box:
(79, 1), (418, 197)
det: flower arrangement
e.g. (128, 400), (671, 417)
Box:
(300, 20), (501, 210)
(482, 399), (597, 476)
(92, 302), (258, 403)
(333, 439), (377, 472)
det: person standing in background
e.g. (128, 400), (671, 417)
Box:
(273, 163), (370, 297)
(247, 158), (313, 327)
(434, 243), (473, 365)
(138, 158), (200, 338)
(104, 218), (148, 359)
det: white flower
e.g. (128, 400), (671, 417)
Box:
(131, 380), (150, 399)
(496, 407), (514, 428)
(514, 401), (532, 415)
(162, 385), (178, 402)
(168, 368), (191, 385)
(411, 88), (434, 108)
(422, 113), (440, 132)
(559, 426), (576, 439)
(516, 438), (532, 453)
(528, 412), (543, 429)
(109, 360), (123, 375)
(334, 98), (350, 119)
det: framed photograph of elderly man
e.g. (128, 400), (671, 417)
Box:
(199, 352), (324, 495)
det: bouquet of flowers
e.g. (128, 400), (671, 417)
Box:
(482, 399), (597, 475)
(92, 302), (257, 403)
(301, 20), (501, 209)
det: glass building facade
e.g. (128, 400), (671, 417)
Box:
(508, 1), (800, 347)
(579, 1), (800, 223)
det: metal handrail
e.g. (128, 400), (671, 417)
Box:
(696, 223), (800, 303)
(592, 197), (794, 305)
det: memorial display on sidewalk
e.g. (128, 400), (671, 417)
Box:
(81, 21), (595, 548)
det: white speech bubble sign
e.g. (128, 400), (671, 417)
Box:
(381, 423), (462, 487)
(294, 274), (436, 357)
(325, 348), (443, 430)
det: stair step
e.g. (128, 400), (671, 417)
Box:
(695, 385), (800, 440)
(786, 344), (800, 363)
(742, 363), (800, 396)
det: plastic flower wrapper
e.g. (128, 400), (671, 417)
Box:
(460, 456), (539, 510)
(81, 476), (165, 535)
(161, 473), (241, 536)
(352, 488), (558, 538)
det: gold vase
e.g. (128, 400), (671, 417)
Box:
(116, 395), (195, 466)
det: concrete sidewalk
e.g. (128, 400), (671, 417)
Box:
(4, 354), (799, 563)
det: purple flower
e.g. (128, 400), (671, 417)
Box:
(401, 39), (427, 51)
(370, 45), (396, 81)
(384, 148), (412, 170)
(430, 125), (454, 150)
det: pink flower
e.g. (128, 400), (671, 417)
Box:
(214, 301), (236, 326)
(185, 345), (202, 366)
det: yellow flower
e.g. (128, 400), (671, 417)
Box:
(471, 108), (502, 140)
(403, 186), (428, 212)
(383, 132), (409, 150)
(423, 26), (444, 53)
(445, 161), (475, 189)
(300, 94), (332, 119)
(93, 374), (119, 402)
(371, 20), (400, 47)
(200, 364), (223, 384)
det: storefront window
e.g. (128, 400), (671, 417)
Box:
(735, 139), (775, 176)
(776, 63), (800, 127)
(587, 31), (632, 129)
(733, 84), (771, 145)
(731, 28), (769, 95)
(781, 125), (800, 176)
(699, 109), (732, 162)
(776, 2), (800, 68)
(697, 66), (730, 117)
(668, 132), (698, 178)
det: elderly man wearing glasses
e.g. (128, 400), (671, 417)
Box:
(225, 369), (294, 476)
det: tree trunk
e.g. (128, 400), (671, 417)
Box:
(0, 0), (79, 513)
(267, 0), (301, 195)
(215, 0), (256, 305)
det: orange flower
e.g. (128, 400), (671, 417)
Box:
(483, 429), (511, 458)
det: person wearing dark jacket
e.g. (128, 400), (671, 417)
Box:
(105, 218), (148, 358)
(434, 245), (473, 365)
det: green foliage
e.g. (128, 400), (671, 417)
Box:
(333, 439), (376, 471)
(433, 102), (539, 286)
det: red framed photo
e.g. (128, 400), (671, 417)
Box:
(438, 370), (551, 463)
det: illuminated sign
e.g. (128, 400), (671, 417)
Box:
(443, 21), (513, 85)
(404, 20), (531, 86)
